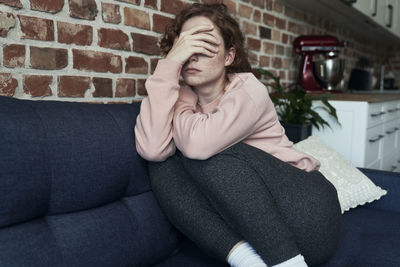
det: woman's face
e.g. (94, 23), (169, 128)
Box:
(180, 16), (235, 89)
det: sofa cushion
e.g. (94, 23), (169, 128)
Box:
(0, 96), (180, 266)
(318, 207), (400, 267)
(293, 136), (387, 213)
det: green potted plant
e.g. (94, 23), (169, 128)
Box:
(256, 68), (340, 143)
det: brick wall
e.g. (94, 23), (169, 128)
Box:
(0, 0), (397, 103)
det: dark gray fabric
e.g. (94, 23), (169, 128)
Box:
(148, 154), (242, 262)
(149, 142), (341, 266)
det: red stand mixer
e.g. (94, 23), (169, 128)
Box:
(293, 35), (346, 93)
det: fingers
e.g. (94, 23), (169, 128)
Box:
(186, 24), (214, 35)
(191, 40), (219, 54)
(192, 32), (220, 47)
(181, 25), (220, 46)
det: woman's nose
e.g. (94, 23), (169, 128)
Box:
(189, 54), (199, 62)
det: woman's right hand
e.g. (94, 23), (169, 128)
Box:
(165, 24), (221, 66)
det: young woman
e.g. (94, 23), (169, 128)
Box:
(135, 3), (341, 267)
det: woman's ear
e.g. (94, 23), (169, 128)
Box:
(224, 47), (236, 67)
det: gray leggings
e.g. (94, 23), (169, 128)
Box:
(148, 142), (341, 266)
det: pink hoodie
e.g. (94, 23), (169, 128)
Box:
(135, 59), (320, 172)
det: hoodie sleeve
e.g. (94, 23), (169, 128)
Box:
(134, 59), (182, 161)
(173, 85), (264, 160)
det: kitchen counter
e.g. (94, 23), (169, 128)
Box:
(322, 91), (400, 103)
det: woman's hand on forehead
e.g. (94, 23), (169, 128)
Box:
(166, 24), (221, 66)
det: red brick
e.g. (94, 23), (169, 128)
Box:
(30, 47), (68, 70)
(241, 21), (257, 36)
(263, 41), (274, 54)
(239, 3), (252, 19)
(18, 15), (54, 41)
(282, 33), (289, 44)
(263, 13), (274, 27)
(282, 58), (291, 69)
(248, 51), (258, 66)
(272, 57), (282, 68)
(160, 0), (186, 15)
(222, 0), (236, 15)
(275, 17), (286, 30)
(285, 47), (293, 57)
(0, 0), (22, 8)
(144, 0), (157, 9)
(98, 28), (130, 51)
(259, 56), (270, 67)
(251, 0), (264, 8)
(131, 33), (161, 55)
(284, 6), (302, 20)
(30, 0), (64, 13)
(272, 29), (280, 42)
(92, 77), (112, 97)
(279, 70), (285, 80)
(117, 0), (140, 5)
(101, 3), (121, 24)
(124, 7), (150, 30)
(273, 2), (283, 13)
(0, 73), (18, 96)
(288, 21), (301, 34)
(253, 10), (261, 23)
(3, 44), (25, 68)
(246, 37), (261, 51)
(136, 79), (147, 96)
(115, 78), (135, 97)
(265, 0), (273, 10)
(58, 75), (90, 97)
(0, 12), (16, 37)
(69, 0), (98, 20)
(275, 44), (284, 55)
(125, 56), (148, 74)
(73, 49), (122, 73)
(259, 26), (271, 39)
(153, 13), (173, 33)
(203, 0), (235, 14)
(57, 21), (92, 46)
(23, 75), (52, 97)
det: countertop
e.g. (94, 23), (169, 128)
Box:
(321, 90), (400, 103)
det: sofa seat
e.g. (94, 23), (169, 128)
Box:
(318, 207), (400, 267)
(155, 206), (400, 267)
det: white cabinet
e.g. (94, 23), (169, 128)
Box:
(353, 0), (400, 37)
(281, 0), (400, 42)
(312, 99), (400, 172)
(353, 0), (378, 17)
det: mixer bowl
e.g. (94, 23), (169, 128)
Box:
(313, 58), (346, 90)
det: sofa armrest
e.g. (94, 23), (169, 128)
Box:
(359, 168), (400, 213)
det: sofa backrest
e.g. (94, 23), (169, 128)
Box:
(0, 96), (179, 267)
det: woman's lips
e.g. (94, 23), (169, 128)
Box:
(185, 68), (201, 74)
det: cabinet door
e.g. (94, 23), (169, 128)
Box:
(382, 119), (399, 157)
(367, 102), (384, 128)
(365, 124), (384, 167)
(353, 0), (378, 17)
(395, 117), (400, 169)
(389, 0), (400, 36)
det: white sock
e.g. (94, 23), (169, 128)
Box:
(272, 254), (308, 267)
(227, 241), (267, 267)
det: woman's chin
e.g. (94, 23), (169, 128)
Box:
(183, 77), (202, 87)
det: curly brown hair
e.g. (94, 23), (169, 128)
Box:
(159, 3), (251, 74)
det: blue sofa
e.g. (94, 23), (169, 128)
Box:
(0, 95), (399, 267)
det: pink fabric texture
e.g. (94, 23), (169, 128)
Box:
(135, 59), (320, 172)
